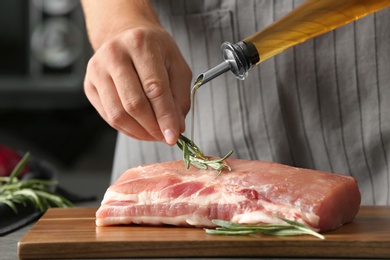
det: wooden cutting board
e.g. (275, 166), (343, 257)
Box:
(18, 206), (390, 259)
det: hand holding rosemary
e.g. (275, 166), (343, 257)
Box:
(0, 152), (72, 213)
(177, 134), (233, 173)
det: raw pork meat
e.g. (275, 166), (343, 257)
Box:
(96, 158), (361, 232)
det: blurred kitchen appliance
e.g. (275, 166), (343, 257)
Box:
(0, 0), (91, 109)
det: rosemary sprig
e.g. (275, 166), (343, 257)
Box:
(0, 152), (73, 213)
(177, 134), (233, 174)
(205, 214), (325, 239)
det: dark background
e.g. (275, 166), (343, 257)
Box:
(0, 0), (116, 200)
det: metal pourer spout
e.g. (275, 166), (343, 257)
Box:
(195, 41), (259, 87)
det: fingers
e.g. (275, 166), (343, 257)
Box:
(83, 27), (192, 145)
(133, 50), (180, 144)
(111, 56), (165, 142)
(84, 55), (156, 141)
(168, 54), (192, 134)
(127, 31), (190, 145)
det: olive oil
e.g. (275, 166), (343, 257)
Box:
(190, 77), (203, 140)
(190, 0), (390, 140)
(245, 0), (390, 64)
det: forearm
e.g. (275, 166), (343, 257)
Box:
(81, 0), (161, 50)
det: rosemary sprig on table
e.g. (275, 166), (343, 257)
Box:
(0, 152), (73, 213)
(177, 134), (233, 173)
(205, 214), (325, 239)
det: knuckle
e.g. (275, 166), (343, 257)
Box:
(143, 82), (165, 100)
(158, 112), (174, 122)
(105, 109), (126, 128)
(86, 56), (97, 69)
(123, 97), (147, 117)
(87, 41), (122, 76)
(125, 28), (150, 49)
(100, 40), (121, 57)
(85, 56), (100, 77)
(98, 40), (124, 67)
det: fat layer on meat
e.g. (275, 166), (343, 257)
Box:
(96, 158), (361, 232)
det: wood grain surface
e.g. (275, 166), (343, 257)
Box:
(18, 206), (390, 259)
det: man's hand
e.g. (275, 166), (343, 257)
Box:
(81, 0), (192, 145)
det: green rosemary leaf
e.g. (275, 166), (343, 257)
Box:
(14, 189), (45, 212)
(211, 219), (241, 229)
(219, 150), (234, 161)
(179, 134), (203, 157)
(0, 152), (74, 214)
(206, 217), (325, 239)
(273, 214), (308, 228)
(33, 189), (73, 208)
(213, 224), (292, 232)
(0, 177), (10, 182)
(205, 229), (256, 235)
(182, 141), (191, 169)
(0, 197), (17, 212)
(189, 160), (208, 170)
(261, 228), (315, 237)
(177, 135), (233, 173)
(19, 179), (58, 187)
(274, 214), (325, 239)
(7, 152), (30, 184)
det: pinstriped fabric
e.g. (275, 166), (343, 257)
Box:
(332, 29), (353, 178)
(111, 0), (390, 205)
(313, 36), (334, 172)
(353, 21), (376, 203)
(374, 12), (390, 204)
(270, 1), (297, 166)
(235, 1), (258, 160)
(201, 9), (223, 157)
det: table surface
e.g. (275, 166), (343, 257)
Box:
(0, 201), (100, 260)
(14, 206), (390, 260)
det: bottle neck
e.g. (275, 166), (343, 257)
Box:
(194, 41), (259, 87)
(221, 41), (259, 80)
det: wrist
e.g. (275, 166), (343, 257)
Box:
(81, 0), (161, 50)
